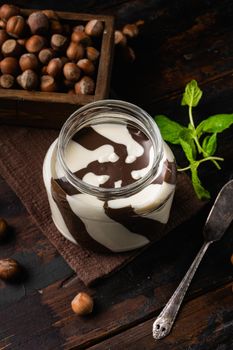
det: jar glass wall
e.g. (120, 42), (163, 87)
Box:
(43, 100), (176, 253)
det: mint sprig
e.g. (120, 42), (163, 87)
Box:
(155, 80), (233, 200)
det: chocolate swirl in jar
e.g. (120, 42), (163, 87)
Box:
(50, 119), (176, 253)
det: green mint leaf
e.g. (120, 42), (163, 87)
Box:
(154, 115), (185, 144)
(191, 165), (210, 200)
(181, 80), (203, 107)
(196, 113), (233, 135)
(179, 129), (197, 162)
(202, 133), (217, 156)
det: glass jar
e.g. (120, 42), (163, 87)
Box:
(43, 100), (176, 253)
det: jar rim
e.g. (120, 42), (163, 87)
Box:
(57, 99), (164, 200)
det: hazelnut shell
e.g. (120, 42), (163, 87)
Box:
(71, 292), (94, 315)
(6, 15), (25, 38)
(0, 56), (18, 75)
(17, 69), (38, 90)
(75, 76), (95, 95)
(0, 258), (21, 280)
(27, 11), (49, 35)
(25, 35), (46, 53)
(0, 4), (20, 20)
(66, 42), (84, 61)
(19, 53), (38, 71)
(63, 62), (81, 82)
(85, 20), (103, 37)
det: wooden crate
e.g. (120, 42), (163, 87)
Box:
(0, 9), (115, 128)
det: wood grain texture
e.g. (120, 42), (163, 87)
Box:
(0, 173), (232, 349)
(0, 0), (233, 349)
(89, 283), (233, 350)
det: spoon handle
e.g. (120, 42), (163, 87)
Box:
(152, 241), (211, 340)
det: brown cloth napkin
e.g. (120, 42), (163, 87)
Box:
(0, 125), (204, 286)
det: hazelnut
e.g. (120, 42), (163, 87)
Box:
(51, 34), (68, 51)
(6, 15), (25, 38)
(2, 39), (21, 57)
(85, 20), (103, 37)
(73, 25), (85, 33)
(86, 46), (100, 62)
(71, 292), (94, 315)
(114, 30), (127, 46)
(17, 69), (38, 90)
(0, 73), (14, 88)
(77, 58), (95, 75)
(63, 62), (81, 82)
(0, 218), (8, 239)
(75, 76), (95, 95)
(66, 42), (84, 61)
(25, 35), (46, 53)
(71, 31), (92, 46)
(0, 56), (18, 75)
(0, 29), (8, 48)
(0, 4), (20, 21)
(38, 48), (54, 65)
(0, 20), (6, 29)
(122, 23), (139, 38)
(19, 53), (38, 71)
(47, 57), (63, 77)
(50, 19), (63, 35)
(40, 75), (57, 92)
(28, 11), (49, 35)
(0, 258), (21, 280)
(42, 9), (58, 20)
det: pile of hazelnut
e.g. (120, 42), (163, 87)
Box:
(0, 4), (103, 94)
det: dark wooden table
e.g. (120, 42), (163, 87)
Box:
(0, 1), (233, 349)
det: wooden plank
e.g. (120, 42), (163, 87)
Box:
(0, 193), (231, 349)
(89, 283), (233, 350)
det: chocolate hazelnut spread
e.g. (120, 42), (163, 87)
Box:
(43, 100), (176, 253)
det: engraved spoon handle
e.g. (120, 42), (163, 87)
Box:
(152, 241), (211, 340)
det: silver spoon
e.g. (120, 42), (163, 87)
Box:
(152, 179), (233, 340)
